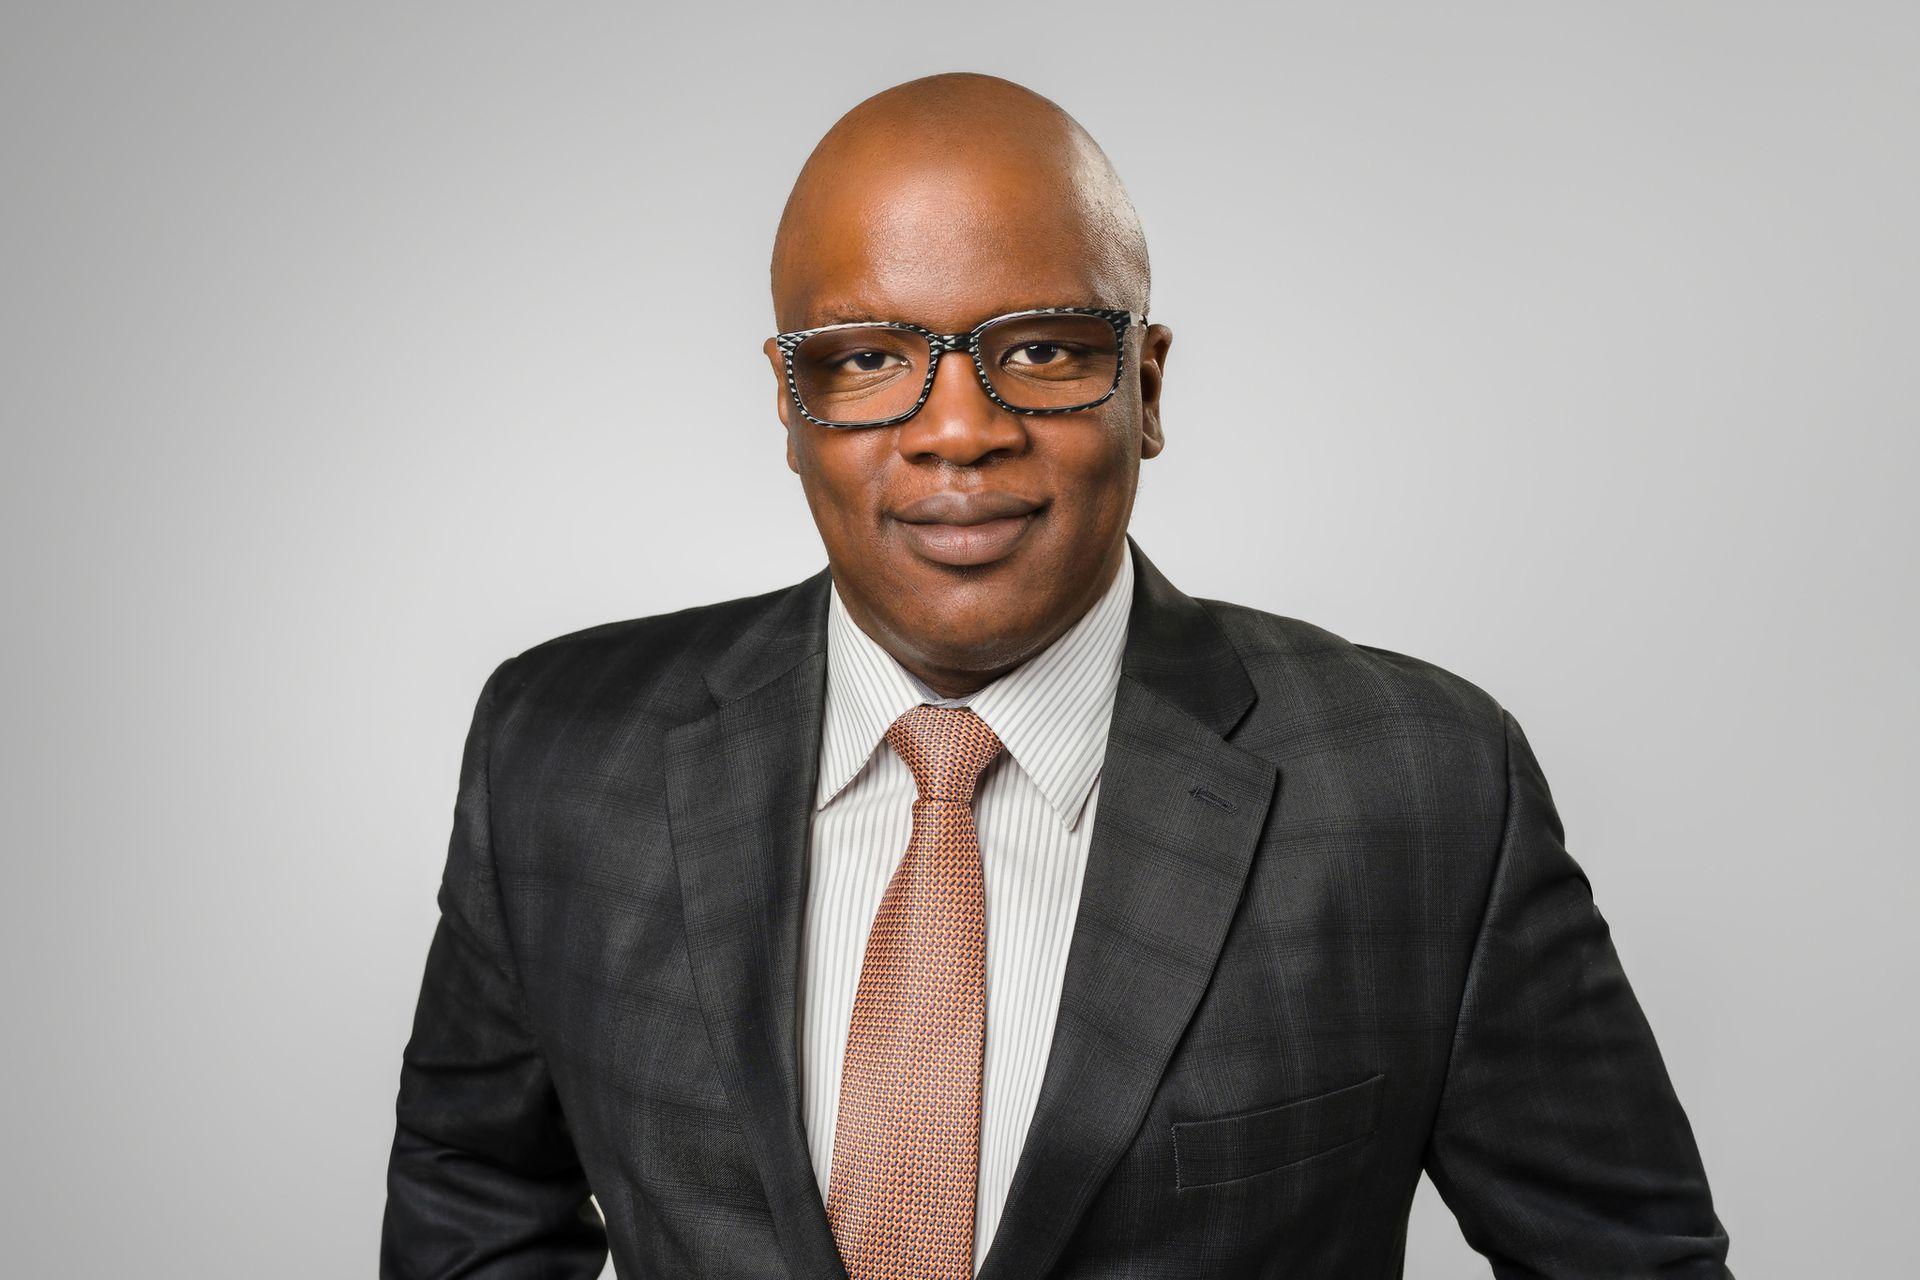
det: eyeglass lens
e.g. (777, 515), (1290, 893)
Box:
(790, 313), (1121, 426)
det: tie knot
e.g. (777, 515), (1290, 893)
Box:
(884, 704), (1004, 804)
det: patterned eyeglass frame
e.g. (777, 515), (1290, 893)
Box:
(772, 305), (1149, 429)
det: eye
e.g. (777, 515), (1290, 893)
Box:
(1004, 342), (1068, 367)
(834, 349), (906, 374)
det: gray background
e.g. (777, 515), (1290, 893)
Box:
(3, 2), (1914, 1274)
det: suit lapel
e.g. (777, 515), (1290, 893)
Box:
(977, 538), (1280, 1280)
(663, 567), (850, 1280)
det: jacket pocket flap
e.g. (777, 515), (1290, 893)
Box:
(1171, 1072), (1385, 1189)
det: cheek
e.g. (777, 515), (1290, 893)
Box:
(793, 432), (894, 532)
(1045, 419), (1139, 516)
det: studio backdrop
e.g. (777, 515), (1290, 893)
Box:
(2, 3), (1915, 1275)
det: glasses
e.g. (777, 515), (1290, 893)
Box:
(772, 305), (1148, 429)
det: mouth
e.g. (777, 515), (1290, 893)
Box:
(890, 491), (1046, 568)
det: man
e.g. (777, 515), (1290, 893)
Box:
(383, 73), (1731, 1278)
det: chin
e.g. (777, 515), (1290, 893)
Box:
(916, 599), (1061, 669)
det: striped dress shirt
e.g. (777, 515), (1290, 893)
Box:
(799, 546), (1135, 1275)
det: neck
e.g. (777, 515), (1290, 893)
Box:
(906, 659), (1016, 702)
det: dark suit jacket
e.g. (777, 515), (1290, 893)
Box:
(383, 537), (1731, 1278)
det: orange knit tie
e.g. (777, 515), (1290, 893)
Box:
(826, 704), (1004, 1280)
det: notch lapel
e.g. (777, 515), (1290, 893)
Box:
(663, 567), (851, 1280)
(977, 538), (1280, 1280)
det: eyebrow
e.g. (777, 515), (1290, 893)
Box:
(810, 304), (890, 326)
(794, 300), (1117, 332)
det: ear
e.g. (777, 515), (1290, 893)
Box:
(763, 337), (801, 475)
(1136, 323), (1172, 459)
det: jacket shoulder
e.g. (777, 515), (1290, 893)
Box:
(1196, 597), (1510, 745)
(487, 579), (802, 724)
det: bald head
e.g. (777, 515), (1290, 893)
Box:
(770, 73), (1150, 330)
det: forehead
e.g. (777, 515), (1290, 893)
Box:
(775, 163), (1134, 333)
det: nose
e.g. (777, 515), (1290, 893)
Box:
(894, 347), (1030, 467)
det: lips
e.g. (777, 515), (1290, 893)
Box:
(891, 491), (1045, 567)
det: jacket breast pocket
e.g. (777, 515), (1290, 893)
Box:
(1171, 1072), (1385, 1190)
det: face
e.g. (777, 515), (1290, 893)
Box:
(764, 160), (1171, 697)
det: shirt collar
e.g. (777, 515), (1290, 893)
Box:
(816, 547), (1134, 831)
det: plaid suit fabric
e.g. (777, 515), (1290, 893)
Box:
(382, 537), (1732, 1279)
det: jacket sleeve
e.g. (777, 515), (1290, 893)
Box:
(1423, 709), (1732, 1278)
(381, 662), (608, 1278)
